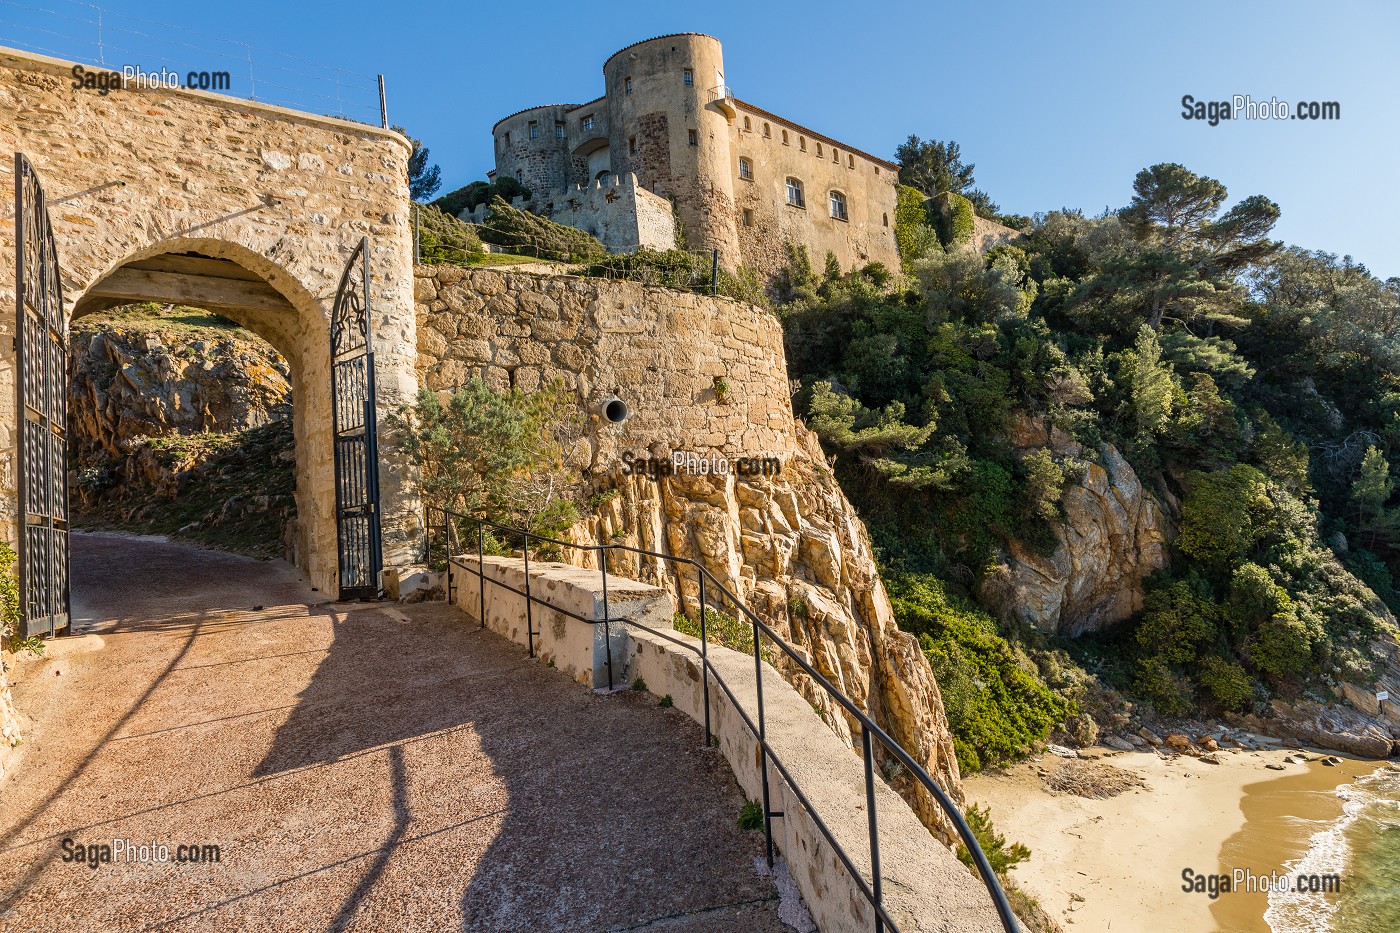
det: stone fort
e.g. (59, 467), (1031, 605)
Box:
(471, 33), (902, 277)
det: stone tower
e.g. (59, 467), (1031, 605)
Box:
(603, 34), (741, 263)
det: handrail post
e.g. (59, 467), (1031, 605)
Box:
(699, 569), (711, 747)
(862, 726), (885, 933)
(523, 530), (534, 658)
(601, 546), (614, 691)
(444, 509), (454, 606)
(477, 521), (486, 629)
(753, 613), (774, 867)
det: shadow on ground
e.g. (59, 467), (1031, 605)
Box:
(0, 532), (788, 932)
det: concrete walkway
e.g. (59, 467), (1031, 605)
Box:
(0, 532), (793, 932)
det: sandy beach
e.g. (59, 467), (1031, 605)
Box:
(965, 741), (1385, 932)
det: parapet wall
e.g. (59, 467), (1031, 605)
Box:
(459, 173), (676, 254)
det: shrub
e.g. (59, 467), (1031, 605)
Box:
(580, 249), (766, 305)
(476, 197), (608, 262)
(957, 803), (1031, 875)
(1179, 465), (1272, 565)
(433, 177), (531, 217)
(890, 574), (1073, 773)
(933, 191), (977, 248)
(414, 204), (483, 265)
(388, 379), (579, 541)
(738, 799), (764, 831)
(1198, 655), (1253, 710)
(895, 184), (940, 270)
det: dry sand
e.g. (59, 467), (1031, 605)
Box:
(965, 742), (1384, 932)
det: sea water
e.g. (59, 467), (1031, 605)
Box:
(1266, 765), (1400, 933)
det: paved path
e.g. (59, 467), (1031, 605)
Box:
(0, 533), (792, 932)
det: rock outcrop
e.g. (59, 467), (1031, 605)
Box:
(980, 417), (1172, 636)
(70, 320), (290, 469)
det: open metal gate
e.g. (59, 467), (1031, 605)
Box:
(330, 237), (383, 600)
(13, 153), (70, 637)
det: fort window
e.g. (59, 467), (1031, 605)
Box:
(555, 122), (565, 139)
(848, 154), (855, 168)
(832, 148), (839, 163)
(629, 136), (637, 155)
(782, 129), (789, 145)
(742, 208), (754, 226)
(625, 76), (633, 94)
(688, 129), (698, 147)
(883, 212), (889, 226)
(582, 113), (595, 132)
(528, 121), (539, 139)
(762, 122), (771, 138)
(743, 116), (751, 131)
(815, 142), (823, 157)
(684, 68), (694, 87)
(829, 190), (848, 222)
(504, 131), (511, 145)
(786, 177), (805, 209)
(738, 157), (753, 180)
(798, 136), (806, 151)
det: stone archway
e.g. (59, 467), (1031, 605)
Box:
(70, 241), (338, 591)
(0, 46), (422, 598)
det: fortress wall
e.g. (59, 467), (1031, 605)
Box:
(462, 174), (676, 254)
(730, 102), (901, 277)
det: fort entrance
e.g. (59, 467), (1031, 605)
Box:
(1, 47), (420, 628)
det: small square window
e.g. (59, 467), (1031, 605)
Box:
(742, 208), (754, 227)
(683, 68), (693, 87)
(738, 157), (752, 180)
(688, 129), (698, 147)
(582, 114), (595, 132)
(555, 122), (565, 139)
(625, 76), (633, 95)
(528, 121), (539, 139)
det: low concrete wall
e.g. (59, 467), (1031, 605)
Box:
(451, 555), (1001, 932)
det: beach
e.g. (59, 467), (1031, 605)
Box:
(964, 742), (1386, 932)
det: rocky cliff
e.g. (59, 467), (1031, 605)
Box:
(414, 265), (967, 844)
(979, 416), (1172, 636)
(68, 307), (296, 556)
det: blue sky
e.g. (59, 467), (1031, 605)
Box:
(5, 0), (1397, 277)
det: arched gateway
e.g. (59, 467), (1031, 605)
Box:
(1, 47), (421, 631)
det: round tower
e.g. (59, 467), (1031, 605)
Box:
(603, 34), (740, 264)
(491, 104), (574, 200)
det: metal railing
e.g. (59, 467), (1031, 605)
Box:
(424, 505), (1020, 933)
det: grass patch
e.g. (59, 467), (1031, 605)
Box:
(72, 301), (249, 337)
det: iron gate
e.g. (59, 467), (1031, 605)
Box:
(13, 153), (70, 638)
(330, 236), (383, 600)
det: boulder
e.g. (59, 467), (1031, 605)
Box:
(1104, 735), (1135, 752)
(1165, 733), (1192, 750)
(1138, 727), (1164, 747)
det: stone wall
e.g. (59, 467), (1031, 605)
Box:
(414, 265), (967, 845)
(0, 46), (421, 594)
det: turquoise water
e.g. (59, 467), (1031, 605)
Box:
(1265, 765), (1400, 933)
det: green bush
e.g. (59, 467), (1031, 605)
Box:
(895, 184), (940, 270)
(1179, 465), (1272, 565)
(433, 177), (531, 217)
(414, 204), (483, 265)
(890, 574), (1074, 773)
(957, 803), (1031, 875)
(934, 191), (977, 248)
(580, 249), (766, 305)
(1198, 655), (1253, 710)
(476, 197), (608, 262)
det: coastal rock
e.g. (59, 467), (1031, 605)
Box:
(1104, 735), (1135, 752)
(1199, 737), (1220, 752)
(979, 417), (1171, 636)
(1165, 733), (1192, 751)
(1138, 727), (1164, 747)
(1047, 744), (1080, 758)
